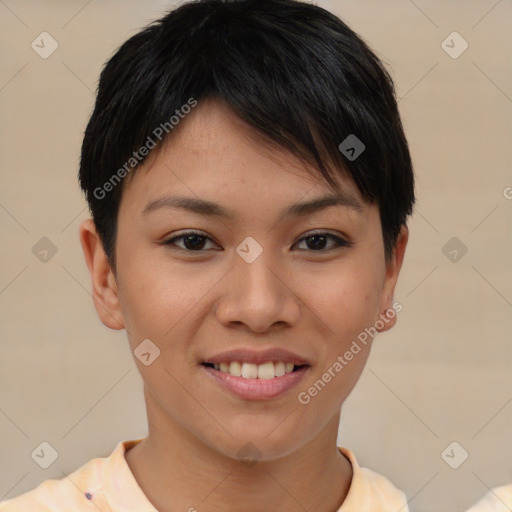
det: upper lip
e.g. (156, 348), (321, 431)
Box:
(202, 348), (311, 366)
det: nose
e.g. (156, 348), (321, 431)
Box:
(214, 246), (300, 333)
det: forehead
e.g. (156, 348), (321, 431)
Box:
(119, 99), (367, 217)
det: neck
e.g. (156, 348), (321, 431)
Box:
(125, 391), (352, 512)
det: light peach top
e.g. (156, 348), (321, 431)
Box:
(0, 439), (409, 511)
(465, 485), (512, 512)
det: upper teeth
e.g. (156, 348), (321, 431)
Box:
(212, 361), (296, 379)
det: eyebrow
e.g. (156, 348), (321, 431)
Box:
(142, 191), (363, 220)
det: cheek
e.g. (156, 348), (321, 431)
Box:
(306, 260), (385, 343)
(117, 250), (224, 352)
(299, 268), (380, 412)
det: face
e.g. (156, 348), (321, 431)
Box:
(80, 99), (407, 462)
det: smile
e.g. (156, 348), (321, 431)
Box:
(201, 361), (310, 400)
(202, 361), (306, 379)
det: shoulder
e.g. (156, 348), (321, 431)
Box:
(0, 455), (107, 512)
(0, 477), (83, 511)
(357, 465), (409, 504)
(337, 446), (410, 512)
(465, 484), (512, 512)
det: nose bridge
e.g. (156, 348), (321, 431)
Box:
(234, 235), (283, 300)
(214, 235), (299, 332)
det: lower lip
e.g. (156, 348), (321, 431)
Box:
(201, 365), (310, 401)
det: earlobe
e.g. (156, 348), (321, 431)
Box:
(79, 219), (125, 330)
(376, 225), (409, 333)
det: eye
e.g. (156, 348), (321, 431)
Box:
(162, 230), (350, 253)
(162, 231), (220, 252)
(294, 231), (351, 252)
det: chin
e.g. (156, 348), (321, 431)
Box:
(201, 428), (306, 464)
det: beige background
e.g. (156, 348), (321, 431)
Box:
(0, 1), (511, 511)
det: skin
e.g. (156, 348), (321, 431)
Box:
(80, 98), (408, 512)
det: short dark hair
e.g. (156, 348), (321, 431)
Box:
(78, 0), (415, 272)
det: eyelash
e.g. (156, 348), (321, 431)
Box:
(161, 230), (351, 253)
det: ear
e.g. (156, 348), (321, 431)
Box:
(79, 219), (125, 330)
(376, 225), (409, 333)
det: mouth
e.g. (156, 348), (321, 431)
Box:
(200, 361), (311, 401)
(201, 361), (308, 379)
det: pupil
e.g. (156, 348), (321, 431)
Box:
(184, 235), (206, 250)
(307, 234), (327, 250)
